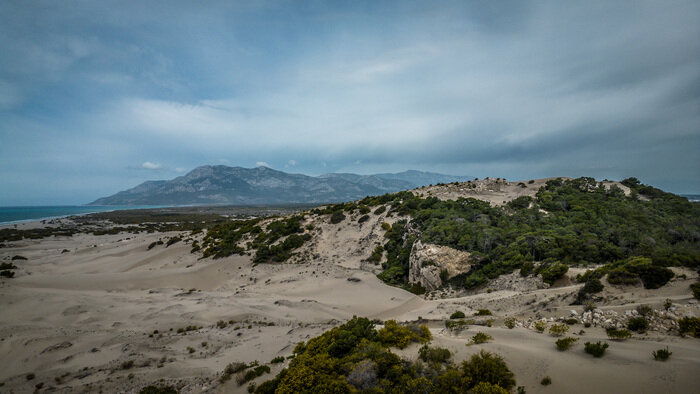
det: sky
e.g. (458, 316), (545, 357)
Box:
(1, 0), (699, 205)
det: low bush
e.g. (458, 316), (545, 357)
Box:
(462, 350), (516, 391)
(565, 318), (578, 325)
(504, 317), (516, 329)
(584, 341), (609, 357)
(418, 344), (451, 363)
(450, 311), (466, 319)
(270, 356), (284, 364)
(691, 282), (700, 300)
(445, 319), (471, 331)
(358, 215), (370, 224)
(0, 270), (15, 278)
(139, 385), (178, 394)
(555, 337), (578, 351)
(548, 324), (569, 337)
(534, 321), (547, 332)
(374, 206), (386, 215)
(475, 309), (492, 316)
(469, 332), (493, 345)
(606, 328), (632, 340)
(0, 262), (17, 270)
(540, 376), (552, 386)
(11, 255), (27, 260)
(538, 262), (569, 285)
(627, 317), (649, 332)
(330, 211), (346, 224)
(377, 320), (431, 349)
(636, 304), (653, 317)
(678, 316), (700, 338)
(652, 347), (672, 361)
(220, 362), (248, 383)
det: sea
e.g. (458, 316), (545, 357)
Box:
(0, 205), (163, 225)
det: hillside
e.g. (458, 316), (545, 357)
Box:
(1, 176), (699, 393)
(89, 166), (472, 206)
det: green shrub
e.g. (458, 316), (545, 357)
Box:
(139, 385), (178, 394)
(678, 316), (700, 338)
(418, 344), (451, 363)
(581, 277), (604, 294)
(461, 350), (516, 391)
(664, 298), (673, 310)
(539, 262), (568, 285)
(691, 282), (700, 299)
(270, 356), (284, 364)
(475, 309), (492, 316)
(220, 362), (248, 383)
(374, 206), (386, 215)
(0, 262), (17, 270)
(504, 317), (516, 329)
(555, 337), (578, 351)
(540, 376), (552, 386)
(606, 328), (632, 340)
(565, 318), (578, 325)
(548, 324), (569, 337)
(584, 341), (609, 357)
(469, 332), (493, 345)
(0, 270), (14, 278)
(519, 262), (534, 277)
(652, 347), (672, 361)
(358, 215), (370, 224)
(534, 321), (547, 332)
(330, 211), (346, 224)
(636, 304), (653, 316)
(472, 382), (509, 394)
(445, 319), (471, 331)
(627, 316), (648, 332)
(450, 311), (465, 319)
(377, 320), (431, 348)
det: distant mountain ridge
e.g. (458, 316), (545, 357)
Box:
(89, 166), (473, 206)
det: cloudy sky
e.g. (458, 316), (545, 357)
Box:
(1, 1), (699, 205)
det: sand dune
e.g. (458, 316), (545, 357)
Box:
(1, 216), (698, 393)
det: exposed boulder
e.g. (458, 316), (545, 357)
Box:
(408, 240), (471, 291)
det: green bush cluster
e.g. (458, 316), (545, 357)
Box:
(627, 317), (649, 332)
(678, 316), (700, 338)
(475, 309), (492, 316)
(469, 332), (493, 345)
(584, 341), (609, 357)
(548, 324), (569, 337)
(691, 282), (700, 299)
(376, 320), (431, 349)
(139, 385), (178, 394)
(253, 317), (516, 394)
(330, 211), (346, 224)
(504, 317), (516, 329)
(418, 344), (452, 363)
(368, 178), (698, 291)
(450, 311), (466, 319)
(606, 328), (632, 340)
(652, 347), (672, 361)
(445, 319), (471, 331)
(555, 337), (578, 351)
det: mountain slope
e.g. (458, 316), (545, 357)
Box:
(88, 166), (472, 205)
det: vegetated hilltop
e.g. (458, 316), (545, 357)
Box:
(88, 165), (473, 206)
(200, 176), (699, 296)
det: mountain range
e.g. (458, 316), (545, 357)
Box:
(88, 166), (473, 205)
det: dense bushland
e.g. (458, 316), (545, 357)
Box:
(347, 177), (699, 290)
(253, 317), (516, 393)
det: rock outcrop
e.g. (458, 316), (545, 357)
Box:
(408, 241), (471, 291)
